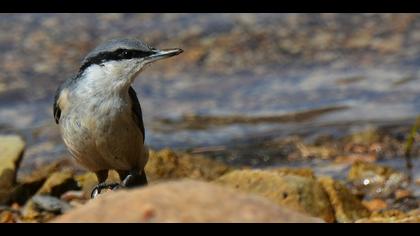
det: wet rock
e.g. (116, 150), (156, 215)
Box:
(53, 180), (324, 223)
(145, 149), (233, 182)
(214, 169), (334, 222)
(21, 171), (79, 221)
(347, 161), (409, 198)
(318, 176), (371, 222)
(0, 135), (25, 204)
(31, 195), (72, 214)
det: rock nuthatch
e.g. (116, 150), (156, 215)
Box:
(53, 38), (183, 198)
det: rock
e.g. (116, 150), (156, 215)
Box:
(36, 171), (79, 197)
(296, 143), (337, 160)
(334, 154), (377, 165)
(7, 181), (45, 206)
(394, 189), (412, 200)
(347, 161), (409, 198)
(348, 161), (395, 181)
(0, 204), (20, 223)
(31, 195), (72, 214)
(345, 129), (381, 144)
(145, 149), (232, 182)
(214, 169), (334, 222)
(19, 160), (65, 183)
(74, 172), (97, 198)
(8, 160), (65, 205)
(362, 199), (388, 212)
(21, 199), (50, 221)
(356, 209), (420, 223)
(318, 176), (371, 222)
(391, 196), (419, 212)
(268, 167), (315, 178)
(60, 190), (85, 202)
(21, 171), (79, 221)
(0, 135), (25, 204)
(0, 211), (16, 223)
(53, 180), (324, 223)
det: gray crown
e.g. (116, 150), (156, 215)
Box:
(82, 38), (155, 65)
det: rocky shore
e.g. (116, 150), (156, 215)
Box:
(0, 133), (418, 223)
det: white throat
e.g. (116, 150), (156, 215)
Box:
(78, 59), (146, 94)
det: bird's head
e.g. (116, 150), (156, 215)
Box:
(79, 38), (183, 84)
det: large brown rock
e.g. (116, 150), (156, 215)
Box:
(0, 135), (25, 204)
(145, 149), (232, 182)
(53, 180), (324, 223)
(214, 169), (335, 222)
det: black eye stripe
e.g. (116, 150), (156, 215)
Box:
(114, 49), (154, 60)
(79, 49), (155, 72)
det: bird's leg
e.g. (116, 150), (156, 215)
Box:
(91, 170), (119, 198)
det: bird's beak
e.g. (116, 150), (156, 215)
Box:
(145, 48), (183, 63)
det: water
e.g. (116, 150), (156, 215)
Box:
(1, 13), (420, 174)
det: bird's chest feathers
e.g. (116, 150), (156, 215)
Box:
(67, 69), (134, 132)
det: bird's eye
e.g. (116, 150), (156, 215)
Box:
(118, 50), (129, 58)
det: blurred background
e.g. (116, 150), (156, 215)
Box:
(1, 13), (420, 180)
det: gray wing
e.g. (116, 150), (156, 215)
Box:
(128, 86), (145, 143)
(53, 76), (78, 124)
(53, 83), (64, 124)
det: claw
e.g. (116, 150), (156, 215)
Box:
(90, 187), (101, 199)
(121, 174), (133, 187)
(90, 182), (122, 199)
(111, 184), (123, 190)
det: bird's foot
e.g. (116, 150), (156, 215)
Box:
(90, 182), (121, 198)
(91, 172), (146, 198)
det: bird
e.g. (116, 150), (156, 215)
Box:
(53, 38), (183, 198)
